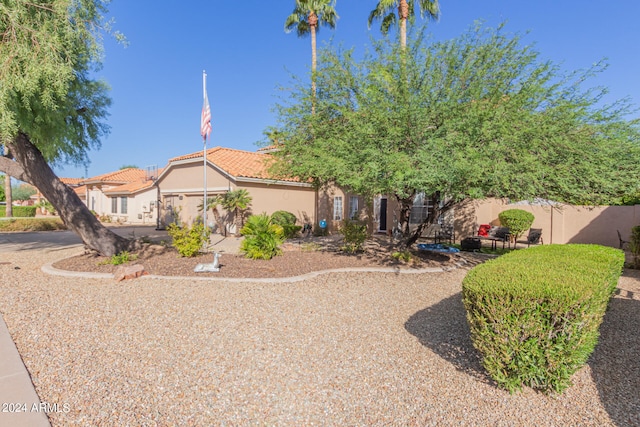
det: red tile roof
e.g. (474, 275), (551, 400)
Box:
(103, 179), (155, 195)
(82, 168), (147, 185)
(169, 147), (295, 182)
(60, 177), (84, 186)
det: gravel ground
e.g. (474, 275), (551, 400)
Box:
(1, 247), (639, 426)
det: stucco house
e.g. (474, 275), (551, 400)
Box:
(155, 146), (366, 234)
(81, 168), (158, 224)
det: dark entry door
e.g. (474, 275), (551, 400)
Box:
(379, 198), (387, 232)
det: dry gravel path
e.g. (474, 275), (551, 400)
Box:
(0, 247), (639, 426)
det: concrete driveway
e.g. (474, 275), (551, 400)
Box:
(0, 225), (169, 253)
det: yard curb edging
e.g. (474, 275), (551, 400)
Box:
(41, 252), (467, 283)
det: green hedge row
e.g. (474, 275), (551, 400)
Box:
(462, 244), (623, 394)
(0, 205), (37, 217)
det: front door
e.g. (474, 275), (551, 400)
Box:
(379, 197), (387, 232)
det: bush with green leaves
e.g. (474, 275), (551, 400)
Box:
(240, 214), (285, 260)
(100, 251), (138, 266)
(629, 225), (640, 268)
(271, 210), (297, 226)
(271, 210), (301, 239)
(339, 220), (368, 253)
(498, 209), (535, 242)
(167, 222), (209, 257)
(0, 218), (66, 231)
(462, 244), (623, 394)
(0, 205), (36, 217)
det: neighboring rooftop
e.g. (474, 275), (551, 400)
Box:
(81, 168), (147, 185)
(169, 146), (296, 182)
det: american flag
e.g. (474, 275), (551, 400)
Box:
(200, 90), (212, 139)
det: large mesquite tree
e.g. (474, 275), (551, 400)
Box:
(0, 0), (132, 256)
(271, 23), (640, 247)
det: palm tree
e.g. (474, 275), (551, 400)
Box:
(285, 0), (339, 104)
(198, 195), (226, 236)
(221, 189), (252, 236)
(368, 0), (439, 48)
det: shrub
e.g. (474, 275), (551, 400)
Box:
(240, 213), (285, 260)
(281, 224), (302, 239)
(270, 211), (300, 238)
(339, 220), (367, 253)
(0, 205), (37, 217)
(629, 225), (640, 268)
(100, 251), (138, 266)
(462, 244), (623, 394)
(498, 209), (535, 241)
(167, 222), (209, 257)
(392, 250), (412, 262)
(271, 210), (297, 225)
(0, 218), (66, 231)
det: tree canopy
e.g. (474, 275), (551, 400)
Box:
(0, 0), (113, 168)
(270, 23), (640, 242)
(0, 0), (132, 256)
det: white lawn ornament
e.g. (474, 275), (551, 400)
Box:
(194, 252), (221, 273)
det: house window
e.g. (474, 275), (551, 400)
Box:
(349, 196), (359, 220)
(410, 192), (444, 224)
(410, 192), (430, 224)
(333, 196), (343, 221)
(120, 197), (128, 214)
(111, 197), (117, 214)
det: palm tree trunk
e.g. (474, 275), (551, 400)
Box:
(311, 23), (317, 114)
(399, 0), (409, 49)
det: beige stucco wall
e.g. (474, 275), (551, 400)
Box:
(455, 198), (640, 247)
(238, 181), (315, 227)
(316, 185), (367, 233)
(156, 160), (317, 231)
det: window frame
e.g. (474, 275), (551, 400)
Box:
(349, 196), (359, 220)
(333, 196), (343, 221)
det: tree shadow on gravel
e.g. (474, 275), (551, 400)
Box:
(589, 281), (640, 427)
(405, 292), (491, 384)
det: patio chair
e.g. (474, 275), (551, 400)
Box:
(517, 228), (543, 248)
(617, 230), (629, 250)
(434, 225), (454, 244)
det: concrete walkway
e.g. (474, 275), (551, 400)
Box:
(0, 316), (51, 427)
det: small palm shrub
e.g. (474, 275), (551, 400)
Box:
(167, 222), (209, 257)
(340, 220), (367, 253)
(498, 209), (535, 242)
(240, 214), (285, 260)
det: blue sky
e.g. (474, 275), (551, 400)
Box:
(53, 1), (640, 178)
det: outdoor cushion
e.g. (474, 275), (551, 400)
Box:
(478, 224), (491, 237)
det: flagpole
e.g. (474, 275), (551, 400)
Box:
(202, 70), (208, 235)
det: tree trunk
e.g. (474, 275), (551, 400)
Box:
(233, 208), (243, 237)
(398, 0), (409, 48)
(210, 204), (226, 237)
(8, 133), (134, 256)
(310, 16), (317, 114)
(4, 173), (12, 218)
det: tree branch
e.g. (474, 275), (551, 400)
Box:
(0, 156), (30, 183)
